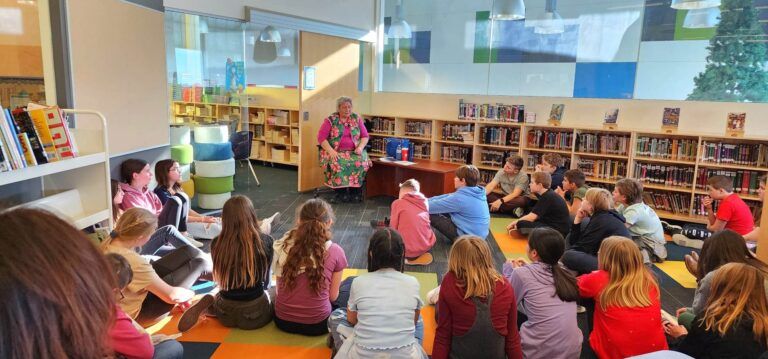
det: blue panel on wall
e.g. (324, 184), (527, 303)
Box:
(409, 31), (431, 63)
(493, 20), (578, 63)
(574, 62), (637, 99)
(641, 0), (676, 41)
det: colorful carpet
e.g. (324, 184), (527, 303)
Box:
(149, 269), (438, 358)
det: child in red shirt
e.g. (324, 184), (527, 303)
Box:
(578, 236), (667, 359)
(389, 179), (436, 265)
(674, 175), (754, 248)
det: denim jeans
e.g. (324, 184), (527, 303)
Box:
(152, 339), (184, 359)
(140, 225), (200, 256)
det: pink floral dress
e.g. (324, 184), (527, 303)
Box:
(318, 113), (372, 188)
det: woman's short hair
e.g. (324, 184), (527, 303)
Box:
(0, 208), (116, 359)
(336, 96), (353, 110)
(367, 228), (405, 272)
(584, 187), (614, 212)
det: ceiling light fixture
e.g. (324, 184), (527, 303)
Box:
(490, 0), (526, 20)
(258, 25), (281, 43)
(683, 7), (720, 28)
(671, 0), (721, 10)
(387, 0), (412, 39)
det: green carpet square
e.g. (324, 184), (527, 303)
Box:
(224, 322), (327, 348)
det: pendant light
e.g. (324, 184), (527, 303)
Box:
(490, 0), (526, 20)
(535, 0), (564, 34)
(277, 45), (292, 57)
(683, 7), (720, 28)
(671, 0), (721, 10)
(387, 0), (412, 39)
(259, 25), (282, 43)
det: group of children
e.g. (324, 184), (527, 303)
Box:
(2, 151), (767, 359)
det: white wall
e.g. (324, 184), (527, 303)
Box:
(163, 0), (375, 31)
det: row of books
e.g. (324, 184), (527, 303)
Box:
(643, 191), (691, 215)
(479, 149), (515, 168)
(441, 145), (472, 164)
(441, 124), (474, 142)
(695, 168), (763, 195)
(635, 137), (698, 162)
(0, 104), (77, 172)
(410, 142), (431, 159)
(479, 169), (496, 185)
(576, 133), (630, 156)
(479, 126), (520, 147)
(367, 117), (395, 134)
(369, 137), (386, 154)
(699, 141), (768, 167)
(526, 129), (573, 151)
(458, 100), (525, 122)
(526, 153), (572, 170)
(404, 121), (431, 138)
(579, 159), (627, 180)
(693, 195), (717, 217)
(634, 163), (695, 188)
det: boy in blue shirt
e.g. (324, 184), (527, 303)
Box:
(428, 165), (490, 243)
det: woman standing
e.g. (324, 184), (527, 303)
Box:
(432, 235), (523, 359)
(317, 96), (371, 203)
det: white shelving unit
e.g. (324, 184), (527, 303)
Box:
(0, 109), (112, 230)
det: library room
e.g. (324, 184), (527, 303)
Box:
(1, 0), (767, 358)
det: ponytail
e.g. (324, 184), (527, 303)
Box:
(528, 227), (579, 302)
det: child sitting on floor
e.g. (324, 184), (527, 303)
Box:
(106, 253), (184, 359)
(328, 228), (427, 358)
(485, 155), (530, 217)
(387, 179), (436, 265)
(428, 165), (490, 243)
(613, 178), (667, 263)
(535, 153), (567, 190)
(555, 169), (589, 218)
(674, 175), (754, 248)
(578, 236), (668, 358)
(507, 172), (570, 238)
(503, 228), (582, 359)
(432, 235), (522, 359)
(272, 198), (348, 336)
(666, 262), (768, 358)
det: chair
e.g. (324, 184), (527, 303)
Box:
(230, 130), (260, 186)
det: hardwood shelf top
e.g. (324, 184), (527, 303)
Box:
(694, 189), (761, 201)
(524, 147), (572, 155)
(655, 210), (708, 224)
(373, 158), (462, 173)
(401, 134), (432, 141)
(633, 156), (697, 166)
(476, 120), (524, 127)
(574, 151), (630, 160)
(476, 164), (500, 171)
(368, 132), (396, 137)
(697, 161), (768, 172)
(585, 177), (621, 184)
(477, 143), (520, 151)
(437, 139), (474, 146)
(643, 183), (694, 193)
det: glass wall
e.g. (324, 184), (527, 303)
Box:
(0, 0), (48, 108)
(165, 10), (299, 105)
(379, 0), (768, 102)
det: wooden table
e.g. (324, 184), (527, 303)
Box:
(365, 159), (462, 198)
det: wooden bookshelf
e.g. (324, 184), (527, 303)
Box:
(361, 113), (768, 225)
(171, 101), (242, 125)
(247, 106), (300, 166)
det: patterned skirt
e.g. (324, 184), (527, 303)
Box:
(320, 150), (372, 188)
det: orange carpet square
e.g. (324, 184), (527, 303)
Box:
(211, 343), (331, 358)
(421, 305), (437, 355)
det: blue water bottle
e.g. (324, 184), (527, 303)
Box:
(408, 143), (415, 161)
(395, 143), (402, 160)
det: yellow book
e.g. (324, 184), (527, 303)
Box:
(17, 133), (37, 166)
(27, 109), (60, 162)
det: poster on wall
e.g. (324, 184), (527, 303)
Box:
(726, 112), (746, 137)
(662, 107), (680, 133)
(225, 59), (245, 93)
(604, 108), (619, 130)
(548, 104), (564, 126)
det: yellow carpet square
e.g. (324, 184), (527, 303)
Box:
(490, 216), (515, 234)
(654, 261), (697, 289)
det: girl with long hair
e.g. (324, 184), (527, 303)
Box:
(272, 198), (348, 335)
(676, 230), (768, 330)
(153, 159), (280, 238)
(0, 208), (115, 359)
(432, 235), (522, 359)
(578, 236), (667, 358)
(209, 195), (275, 329)
(328, 228), (428, 358)
(503, 227), (582, 359)
(666, 263), (768, 358)
(562, 187), (631, 275)
(118, 159), (188, 234)
(111, 179), (207, 254)
(102, 207), (212, 329)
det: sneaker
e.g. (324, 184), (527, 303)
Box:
(405, 253), (434, 266)
(426, 286), (440, 305)
(260, 212), (281, 235)
(369, 217), (390, 229)
(684, 253), (698, 276)
(326, 333), (334, 349)
(182, 233), (205, 248)
(177, 294), (214, 332)
(577, 305), (587, 314)
(513, 207), (525, 218)
(661, 221), (683, 235)
(672, 234), (704, 249)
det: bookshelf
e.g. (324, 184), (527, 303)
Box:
(0, 109), (112, 230)
(171, 101), (242, 125)
(361, 113), (768, 225)
(247, 106), (300, 166)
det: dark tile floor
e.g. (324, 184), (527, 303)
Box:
(198, 163), (695, 358)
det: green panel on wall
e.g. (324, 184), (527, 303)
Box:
(474, 11), (491, 63)
(383, 38), (413, 64)
(674, 10), (717, 40)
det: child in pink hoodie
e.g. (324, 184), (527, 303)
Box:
(390, 179), (436, 265)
